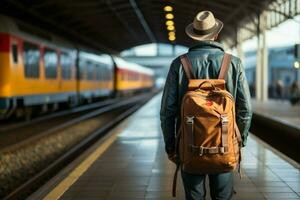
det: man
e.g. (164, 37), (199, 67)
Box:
(160, 11), (252, 200)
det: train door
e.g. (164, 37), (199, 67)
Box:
(112, 57), (118, 97)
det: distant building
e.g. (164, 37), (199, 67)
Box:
(244, 45), (299, 98)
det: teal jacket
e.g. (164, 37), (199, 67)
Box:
(160, 41), (252, 154)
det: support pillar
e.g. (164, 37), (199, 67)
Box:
(236, 28), (245, 63)
(156, 44), (159, 57)
(223, 40), (230, 51)
(256, 12), (268, 101)
(298, 68), (300, 85)
(172, 45), (176, 56)
(298, 19), (300, 85)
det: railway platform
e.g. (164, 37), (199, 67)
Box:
(29, 94), (300, 200)
(252, 99), (300, 130)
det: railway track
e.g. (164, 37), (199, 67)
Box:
(0, 92), (156, 200)
(0, 98), (120, 132)
(0, 98), (122, 151)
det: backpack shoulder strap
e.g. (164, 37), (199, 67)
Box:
(172, 163), (180, 197)
(218, 53), (232, 80)
(180, 54), (195, 80)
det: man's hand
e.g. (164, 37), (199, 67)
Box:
(168, 153), (179, 164)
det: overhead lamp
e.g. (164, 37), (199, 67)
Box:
(169, 35), (176, 41)
(167, 25), (175, 31)
(166, 20), (174, 26)
(169, 31), (175, 36)
(294, 61), (300, 69)
(165, 13), (174, 19)
(164, 6), (173, 12)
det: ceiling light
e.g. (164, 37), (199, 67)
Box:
(169, 31), (175, 36)
(169, 35), (176, 41)
(164, 6), (173, 12)
(294, 61), (300, 69)
(167, 25), (175, 31)
(166, 20), (174, 26)
(165, 13), (174, 20)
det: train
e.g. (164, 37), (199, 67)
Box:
(0, 15), (154, 119)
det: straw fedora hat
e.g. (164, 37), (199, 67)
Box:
(185, 11), (223, 41)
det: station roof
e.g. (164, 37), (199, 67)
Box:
(0, 0), (288, 53)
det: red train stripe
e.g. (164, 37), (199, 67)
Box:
(0, 33), (10, 52)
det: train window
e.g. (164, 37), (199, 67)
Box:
(106, 69), (109, 81)
(105, 66), (109, 81)
(96, 64), (102, 80)
(24, 42), (40, 78)
(86, 61), (94, 80)
(44, 49), (58, 79)
(107, 67), (112, 81)
(128, 72), (131, 81)
(99, 64), (105, 81)
(12, 44), (18, 63)
(103, 65), (108, 81)
(120, 71), (123, 81)
(95, 64), (99, 80)
(100, 65), (104, 81)
(102, 65), (106, 81)
(98, 64), (103, 81)
(102, 66), (106, 81)
(79, 59), (86, 80)
(61, 53), (72, 80)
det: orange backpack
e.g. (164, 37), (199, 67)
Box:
(172, 53), (242, 197)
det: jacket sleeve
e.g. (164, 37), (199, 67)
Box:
(160, 60), (178, 154)
(236, 61), (253, 147)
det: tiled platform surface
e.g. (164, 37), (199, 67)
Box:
(252, 99), (300, 129)
(43, 94), (299, 200)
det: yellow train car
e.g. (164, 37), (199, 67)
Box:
(77, 51), (114, 102)
(0, 16), (80, 118)
(113, 57), (154, 96)
(0, 15), (153, 119)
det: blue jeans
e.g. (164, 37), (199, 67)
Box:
(181, 170), (234, 200)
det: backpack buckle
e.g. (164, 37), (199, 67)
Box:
(198, 146), (203, 156)
(186, 116), (194, 124)
(221, 115), (229, 124)
(219, 146), (225, 154)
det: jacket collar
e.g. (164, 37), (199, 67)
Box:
(188, 40), (224, 52)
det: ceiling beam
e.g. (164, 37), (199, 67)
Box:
(223, 0), (257, 24)
(106, 0), (138, 39)
(129, 0), (156, 43)
(7, 0), (117, 53)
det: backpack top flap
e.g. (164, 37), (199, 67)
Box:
(188, 79), (225, 90)
(180, 53), (232, 91)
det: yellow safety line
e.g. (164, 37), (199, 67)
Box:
(43, 132), (119, 200)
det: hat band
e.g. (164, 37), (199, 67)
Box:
(193, 23), (218, 35)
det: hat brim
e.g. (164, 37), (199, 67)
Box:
(185, 19), (223, 41)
